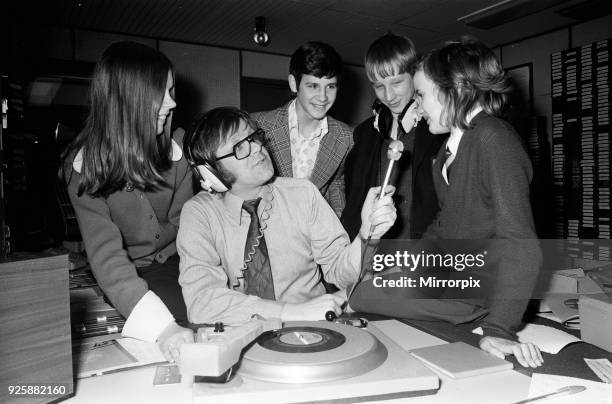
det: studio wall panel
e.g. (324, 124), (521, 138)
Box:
(160, 41), (240, 128)
(502, 30), (569, 142)
(242, 51), (290, 80)
(332, 64), (371, 127)
(42, 27), (72, 61)
(74, 30), (156, 63)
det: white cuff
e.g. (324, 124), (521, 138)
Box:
(121, 291), (175, 342)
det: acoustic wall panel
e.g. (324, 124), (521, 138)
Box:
(74, 30), (156, 63)
(242, 51), (289, 81)
(160, 41), (240, 128)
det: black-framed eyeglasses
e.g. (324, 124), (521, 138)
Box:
(215, 128), (266, 161)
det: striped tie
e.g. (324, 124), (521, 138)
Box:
(242, 198), (275, 299)
(442, 146), (453, 184)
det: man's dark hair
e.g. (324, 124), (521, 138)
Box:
(289, 41), (343, 87)
(183, 107), (260, 186)
(184, 107), (258, 168)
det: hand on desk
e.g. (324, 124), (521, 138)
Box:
(281, 293), (346, 321)
(479, 336), (543, 368)
(157, 322), (194, 364)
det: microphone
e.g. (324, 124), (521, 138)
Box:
(379, 140), (404, 201)
(347, 139), (405, 309)
(367, 139), (403, 239)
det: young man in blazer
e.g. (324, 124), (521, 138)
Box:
(252, 42), (352, 217)
(341, 33), (447, 240)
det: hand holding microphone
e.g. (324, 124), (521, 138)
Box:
(357, 140), (402, 240)
(350, 142), (401, 306)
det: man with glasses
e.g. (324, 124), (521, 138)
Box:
(177, 107), (396, 325)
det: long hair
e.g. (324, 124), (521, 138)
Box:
(420, 37), (511, 131)
(62, 41), (174, 197)
(365, 33), (418, 81)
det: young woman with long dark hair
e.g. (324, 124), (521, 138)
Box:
(62, 41), (193, 362)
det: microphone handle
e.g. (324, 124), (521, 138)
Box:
(379, 159), (396, 200)
(368, 159), (396, 237)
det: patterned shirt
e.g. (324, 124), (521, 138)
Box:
(287, 99), (329, 179)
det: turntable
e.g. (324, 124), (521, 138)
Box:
(188, 320), (439, 403)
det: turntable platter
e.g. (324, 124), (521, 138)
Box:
(238, 321), (387, 383)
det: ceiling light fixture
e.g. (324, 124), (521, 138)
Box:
(253, 16), (270, 46)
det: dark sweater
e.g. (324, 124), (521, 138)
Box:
(426, 112), (541, 338)
(351, 112), (542, 340)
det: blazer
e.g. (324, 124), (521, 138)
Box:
(252, 102), (353, 217)
(341, 109), (447, 240)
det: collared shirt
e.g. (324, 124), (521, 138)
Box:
(177, 177), (361, 325)
(443, 106), (483, 184)
(287, 99), (329, 179)
(389, 111), (415, 140)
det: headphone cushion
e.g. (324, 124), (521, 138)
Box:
(194, 162), (230, 193)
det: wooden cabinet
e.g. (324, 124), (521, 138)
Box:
(0, 254), (73, 403)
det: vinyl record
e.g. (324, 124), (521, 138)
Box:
(238, 321), (388, 384)
(256, 326), (345, 353)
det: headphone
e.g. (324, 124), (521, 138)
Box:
(183, 114), (231, 193)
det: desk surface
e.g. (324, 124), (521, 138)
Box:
(399, 316), (612, 382)
(64, 320), (539, 404)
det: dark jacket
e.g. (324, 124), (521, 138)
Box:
(341, 107), (447, 240)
